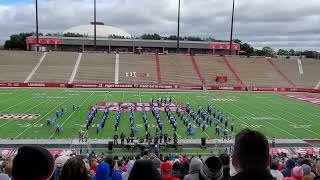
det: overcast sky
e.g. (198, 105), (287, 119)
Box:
(0, 0), (319, 51)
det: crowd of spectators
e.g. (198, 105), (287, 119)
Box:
(0, 129), (320, 180)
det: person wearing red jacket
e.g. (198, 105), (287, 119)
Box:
(161, 162), (180, 180)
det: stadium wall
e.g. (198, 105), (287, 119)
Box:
(0, 82), (320, 93)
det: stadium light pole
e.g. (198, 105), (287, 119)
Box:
(94, 0), (97, 51)
(229, 0), (235, 55)
(176, 0), (181, 54)
(35, 0), (39, 52)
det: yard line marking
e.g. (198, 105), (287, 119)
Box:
(0, 91), (32, 110)
(184, 94), (252, 130)
(0, 101), (48, 128)
(49, 92), (95, 139)
(229, 102), (299, 139)
(121, 91), (125, 102)
(138, 92), (142, 103)
(281, 99), (320, 118)
(103, 91), (111, 102)
(248, 96), (320, 137)
(0, 96), (35, 113)
(264, 96), (320, 125)
(15, 99), (68, 139)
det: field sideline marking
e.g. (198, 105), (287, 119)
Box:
(250, 96), (320, 137)
(48, 92), (95, 139)
(0, 101), (48, 128)
(15, 99), (68, 139)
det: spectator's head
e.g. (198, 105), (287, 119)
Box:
(161, 162), (173, 177)
(54, 155), (69, 172)
(180, 159), (190, 176)
(270, 160), (279, 170)
(12, 146), (54, 180)
(231, 129), (270, 173)
(95, 162), (110, 180)
(172, 161), (181, 171)
(128, 160), (161, 180)
(302, 164), (311, 175)
(285, 159), (296, 170)
(60, 157), (88, 180)
(300, 159), (311, 167)
(199, 156), (223, 180)
(4, 160), (12, 177)
(316, 159), (320, 176)
(152, 158), (161, 172)
(219, 153), (230, 167)
(291, 166), (303, 180)
(189, 157), (202, 174)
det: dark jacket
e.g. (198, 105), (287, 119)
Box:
(222, 166), (231, 180)
(231, 170), (275, 180)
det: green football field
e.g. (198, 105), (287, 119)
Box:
(0, 88), (320, 140)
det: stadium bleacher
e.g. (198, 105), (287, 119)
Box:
(228, 57), (292, 87)
(0, 51), (319, 89)
(0, 51), (42, 82)
(30, 52), (78, 83)
(74, 53), (115, 83)
(195, 55), (237, 86)
(274, 59), (320, 88)
(159, 54), (201, 85)
(118, 54), (157, 84)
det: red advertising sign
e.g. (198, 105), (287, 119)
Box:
(209, 44), (240, 50)
(26, 37), (61, 45)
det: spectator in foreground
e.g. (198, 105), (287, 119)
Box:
(12, 146), (54, 180)
(283, 166), (303, 180)
(60, 157), (89, 180)
(269, 160), (283, 180)
(183, 157), (202, 180)
(315, 160), (320, 180)
(230, 129), (274, 180)
(199, 156), (223, 180)
(122, 160), (135, 180)
(128, 160), (162, 180)
(171, 161), (184, 180)
(219, 153), (231, 180)
(282, 159), (296, 177)
(161, 161), (180, 180)
(301, 164), (315, 180)
(95, 162), (110, 180)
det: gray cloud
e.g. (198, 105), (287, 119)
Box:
(0, 0), (319, 51)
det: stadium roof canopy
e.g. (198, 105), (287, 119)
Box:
(63, 25), (131, 38)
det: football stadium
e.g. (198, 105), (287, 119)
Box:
(0, 0), (320, 180)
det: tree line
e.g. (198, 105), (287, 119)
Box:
(2, 32), (319, 59)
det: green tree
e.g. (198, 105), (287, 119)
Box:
(277, 49), (289, 56)
(262, 47), (274, 57)
(186, 36), (203, 41)
(233, 39), (242, 44)
(108, 34), (126, 39)
(4, 32), (34, 50)
(289, 49), (295, 56)
(63, 32), (84, 37)
(141, 33), (161, 40)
